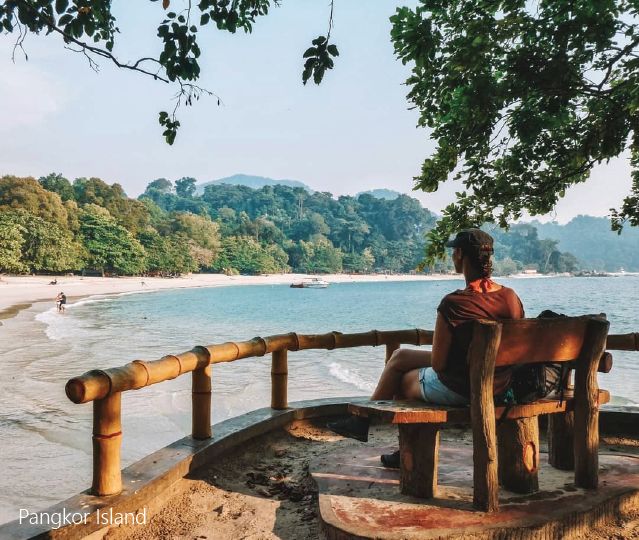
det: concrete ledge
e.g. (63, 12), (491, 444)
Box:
(0, 397), (354, 540)
(600, 407), (639, 436)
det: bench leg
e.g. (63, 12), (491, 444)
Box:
(398, 424), (439, 498)
(497, 416), (539, 494)
(548, 412), (575, 470)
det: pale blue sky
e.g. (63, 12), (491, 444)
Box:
(0, 1), (632, 223)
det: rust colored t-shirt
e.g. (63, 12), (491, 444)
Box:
(436, 286), (525, 398)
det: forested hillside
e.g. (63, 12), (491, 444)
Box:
(533, 216), (639, 272)
(0, 173), (597, 276)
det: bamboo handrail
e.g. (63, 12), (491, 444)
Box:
(65, 329), (433, 404)
(64, 328), (638, 496)
(606, 332), (639, 351)
(66, 330), (639, 405)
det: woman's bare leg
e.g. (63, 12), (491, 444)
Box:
(327, 349), (432, 443)
(370, 349), (432, 400)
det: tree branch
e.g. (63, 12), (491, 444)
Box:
(11, 18), (28, 63)
(16, 0), (170, 83)
(326, 0), (335, 40)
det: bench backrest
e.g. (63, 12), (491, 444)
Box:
(492, 316), (600, 367)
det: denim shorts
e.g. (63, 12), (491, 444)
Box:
(419, 367), (470, 406)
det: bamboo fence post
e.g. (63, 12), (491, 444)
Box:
(385, 343), (400, 364)
(192, 364), (212, 439)
(469, 320), (502, 513)
(92, 392), (122, 496)
(574, 318), (609, 489)
(271, 349), (288, 409)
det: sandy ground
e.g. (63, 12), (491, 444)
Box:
(102, 421), (639, 540)
(0, 273), (461, 321)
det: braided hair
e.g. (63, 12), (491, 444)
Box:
(478, 244), (494, 279)
(466, 244), (494, 280)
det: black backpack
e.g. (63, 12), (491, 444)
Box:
(508, 310), (567, 404)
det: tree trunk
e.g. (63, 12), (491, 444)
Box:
(399, 424), (440, 499)
(548, 412), (575, 470)
(498, 416), (540, 493)
(574, 318), (609, 488)
(469, 320), (502, 513)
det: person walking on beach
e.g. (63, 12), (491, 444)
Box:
(55, 293), (62, 312)
(59, 292), (67, 314)
(327, 229), (525, 467)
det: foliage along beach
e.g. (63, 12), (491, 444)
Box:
(3, 174), (639, 285)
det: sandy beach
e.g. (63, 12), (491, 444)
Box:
(0, 272), (461, 323)
(106, 421), (639, 540)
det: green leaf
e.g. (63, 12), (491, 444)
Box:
(59, 13), (73, 26)
(55, 0), (69, 15)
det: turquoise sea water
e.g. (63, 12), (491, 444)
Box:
(0, 276), (638, 523)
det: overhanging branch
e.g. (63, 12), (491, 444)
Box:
(16, 0), (170, 83)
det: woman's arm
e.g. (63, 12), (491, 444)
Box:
(431, 312), (453, 372)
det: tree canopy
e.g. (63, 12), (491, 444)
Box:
(4, 1), (639, 263)
(0, 172), (602, 276)
(390, 0), (639, 262)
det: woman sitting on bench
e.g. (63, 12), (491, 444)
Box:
(328, 229), (525, 466)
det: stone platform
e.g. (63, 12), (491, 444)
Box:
(311, 443), (639, 540)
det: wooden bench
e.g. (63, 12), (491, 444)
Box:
(349, 315), (610, 513)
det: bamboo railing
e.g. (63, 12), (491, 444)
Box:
(65, 329), (639, 497)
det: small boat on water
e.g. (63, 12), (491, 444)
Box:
(290, 277), (330, 289)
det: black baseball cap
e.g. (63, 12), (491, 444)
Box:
(444, 229), (494, 251)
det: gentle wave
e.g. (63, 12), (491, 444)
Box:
(68, 289), (156, 308)
(34, 306), (64, 340)
(329, 362), (376, 393)
(33, 290), (162, 340)
(608, 395), (638, 407)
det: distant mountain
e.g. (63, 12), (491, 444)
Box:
(532, 215), (639, 272)
(356, 189), (402, 200)
(197, 174), (314, 194)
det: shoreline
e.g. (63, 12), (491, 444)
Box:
(0, 273), (465, 324)
(1, 270), (634, 325)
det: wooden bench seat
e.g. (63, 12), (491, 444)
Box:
(348, 316), (610, 513)
(349, 390), (611, 424)
(350, 391), (610, 499)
